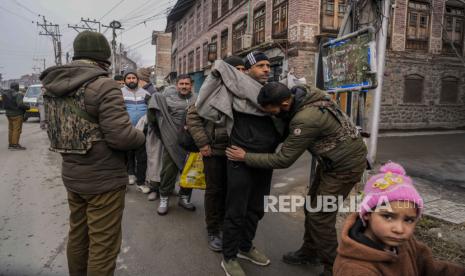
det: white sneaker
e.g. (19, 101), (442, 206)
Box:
(128, 175), (136, 185)
(157, 196), (169, 215)
(137, 184), (151, 194)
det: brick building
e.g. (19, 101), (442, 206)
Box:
(152, 31), (173, 86)
(165, 0), (465, 129)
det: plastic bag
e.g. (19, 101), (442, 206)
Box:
(180, 152), (206, 190)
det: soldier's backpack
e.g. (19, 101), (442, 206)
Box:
(44, 79), (103, 154)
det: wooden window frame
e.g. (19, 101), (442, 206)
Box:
(195, 47), (201, 71)
(188, 51), (195, 73)
(221, 29), (229, 58)
(253, 5), (266, 45)
(232, 17), (247, 53)
(272, 0), (288, 39)
(202, 42), (209, 68)
(406, 0), (431, 51)
(221, 0), (230, 17)
(320, 0), (347, 32)
(212, 0), (219, 23)
(443, 4), (464, 54)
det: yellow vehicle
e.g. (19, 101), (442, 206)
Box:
(23, 84), (43, 121)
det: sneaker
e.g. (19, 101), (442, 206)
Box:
(237, 247), (270, 266)
(137, 184), (151, 194)
(221, 259), (245, 276)
(147, 191), (158, 201)
(157, 196), (169, 215)
(9, 144), (26, 150)
(208, 233), (223, 252)
(128, 175), (136, 185)
(282, 248), (320, 265)
(178, 195), (196, 211)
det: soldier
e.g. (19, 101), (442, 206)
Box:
(40, 31), (145, 276)
(226, 82), (367, 276)
(2, 82), (28, 150)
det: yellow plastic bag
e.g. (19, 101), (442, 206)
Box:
(180, 152), (206, 190)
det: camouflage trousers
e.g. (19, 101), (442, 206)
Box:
(302, 164), (365, 272)
(66, 186), (125, 276)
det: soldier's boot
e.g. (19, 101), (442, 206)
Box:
(282, 247), (320, 265)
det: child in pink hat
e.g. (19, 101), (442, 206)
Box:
(333, 162), (465, 276)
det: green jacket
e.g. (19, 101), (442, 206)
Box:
(245, 87), (367, 172)
(3, 90), (28, 117)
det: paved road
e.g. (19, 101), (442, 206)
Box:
(0, 116), (317, 276)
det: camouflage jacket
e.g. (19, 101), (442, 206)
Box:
(245, 86), (367, 172)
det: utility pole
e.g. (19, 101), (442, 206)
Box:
(103, 20), (123, 76)
(37, 15), (62, 66)
(68, 18), (101, 33)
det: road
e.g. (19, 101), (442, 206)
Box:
(0, 116), (316, 276)
(2, 115), (464, 275)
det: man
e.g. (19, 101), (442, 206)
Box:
(186, 56), (245, 252)
(2, 82), (28, 150)
(226, 82), (367, 276)
(113, 74), (124, 87)
(219, 52), (283, 276)
(137, 67), (157, 95)
(38, 86), (47, 130)
(39, 31), (145, 276)
(121, 71), (151, 193)
(148, 74), (197, 215)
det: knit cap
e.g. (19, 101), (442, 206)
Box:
(244, 51), (269, 69)
(359, 162), (424, 224)
(73, 31), (111, 64)
(137, 67), (152, 82)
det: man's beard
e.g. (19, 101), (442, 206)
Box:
(127, 82), (138, 89)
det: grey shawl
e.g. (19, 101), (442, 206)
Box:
(148, 87), (197, 170)
(195, 60), (266, 135)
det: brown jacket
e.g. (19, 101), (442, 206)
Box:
(186, 104), (228, 156)
(334, 213), (465, 276)
(40, 61), (145, 195)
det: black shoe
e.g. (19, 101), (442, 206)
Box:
(208, 233), (222, 252)
(282, 248), (320, 265)
(9, 144), (26, 150)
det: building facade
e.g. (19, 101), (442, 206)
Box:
(166, 0), (465, 129)
(152, 31), (173, 86)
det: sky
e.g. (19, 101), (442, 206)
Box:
(0, 0), (176, 79)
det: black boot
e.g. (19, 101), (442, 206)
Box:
(282, 247), (320, 265)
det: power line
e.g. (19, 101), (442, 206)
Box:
(0, 4), (34, 23)
(12, 0), (38, 16)
(99, 0), (127, 21)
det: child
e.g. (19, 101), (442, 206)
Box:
(333, 162), (465, 276)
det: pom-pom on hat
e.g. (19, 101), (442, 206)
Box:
(359, 162), (424, 223)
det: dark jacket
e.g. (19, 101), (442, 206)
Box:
(2, 89), (28, 117)
(40, 60), (145, 195)
(334, 213), (465, 276)
(186, 104), (229, 156)
(245, 86), (367, 172)
(143, 82), (157, 95)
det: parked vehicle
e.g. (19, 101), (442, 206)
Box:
(23, 84), (43, 121)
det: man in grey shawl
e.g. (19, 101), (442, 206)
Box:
(147, 74), (197, 215)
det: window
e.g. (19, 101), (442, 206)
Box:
(183, 55), (187, 74)
(203, 0), (209, 30)
(178, 57), (182, 73)
(404, 74), (424, 103)
(179, 23), (183, 48)
(272, 0), (288, 38)
(196, 3), (202, 34)
(443, 4), (464, 54)
(195, 47), (201, 71)
(321, 0), (347, 32)
(253, 5), (266, 45)
(221, 29), (229, 58)
(203, 42), (208, 67)
(221, 0), (229, 16)
(440, 76), (460, 103)
(188, 51), (195, 73)
(188, 14), (194, 42)
(406, 1), (430, 50)
(212, 0), (219, 23)
(209, 35), (218, 61)
(232, 18), (247, 53)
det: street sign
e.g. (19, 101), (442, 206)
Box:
(321, 27), (377, 92)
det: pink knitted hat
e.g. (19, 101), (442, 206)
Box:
(359, 162), (424, 223)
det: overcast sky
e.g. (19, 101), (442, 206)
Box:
(0, 0), (175, 79)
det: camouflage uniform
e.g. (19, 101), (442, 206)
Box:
(245, 86), (367, 274)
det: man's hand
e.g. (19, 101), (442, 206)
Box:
(200, 145), (212, 157)
(225, 146), (246, 162)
